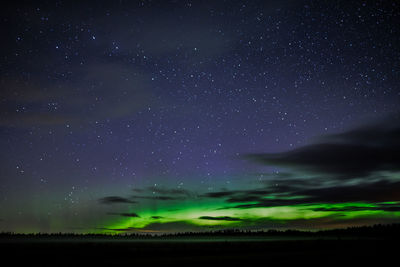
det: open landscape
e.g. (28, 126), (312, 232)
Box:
(2, 225), (399, 265)
(1, 1), (399, 265)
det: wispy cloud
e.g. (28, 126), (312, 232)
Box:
(144, 186), (193, 196)
(99, 186), (192, 205)
(244, 115), (400, 179)
(0, 63), (155, 128)
(98, 196), (137, 205)
(98, 117), (400, 232)
(207, 180), (400, 210)
(107, 212), (140, 218)
(130, 195), (184, 201)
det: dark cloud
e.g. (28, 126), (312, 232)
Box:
(143, 186), (192, 196)
(99, 187), (190, 206)
(199, 216), (242, 221)
(201, 181), (318, 202)
(201, 191), (238, 198)
(125, 186), (193, 201)
(98, 196), (137, 205)
(99, 116), (400, 215)
(200, 178), (400, 210)
(200, 189), (275, 199)
(227, 200), (302, 209)
(225, 195), (264, 203)
(223, 180), (400, 209)
(245, 116), (400, 179)
(296, 180), (400, 204)
(151, 216), (163, 219)
(312, 205), (400, 212)
(201, 187), (296, 204)
(131, 195), (183, 201)
(107, 212), (140, 218)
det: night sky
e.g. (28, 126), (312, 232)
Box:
(1, 0), (400, 234)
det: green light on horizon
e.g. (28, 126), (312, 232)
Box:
(101, 200), (400, 233)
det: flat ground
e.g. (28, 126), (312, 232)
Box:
(0, 236), (396, 266)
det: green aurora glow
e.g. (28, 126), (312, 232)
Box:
(101, 199), (400, 234)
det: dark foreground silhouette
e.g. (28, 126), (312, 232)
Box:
(1, 224), (399, 266)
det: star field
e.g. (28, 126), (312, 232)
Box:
(0, 0), (400, 233)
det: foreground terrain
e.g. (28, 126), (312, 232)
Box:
(2, 225), (399, 266)
(1, 236), (397, 266)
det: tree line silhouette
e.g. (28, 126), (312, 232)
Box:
(1, 223), (400, 239)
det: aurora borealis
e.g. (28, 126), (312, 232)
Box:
(1, 0), (400, 234)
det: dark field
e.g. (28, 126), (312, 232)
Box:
(1, 235), (397, 266)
